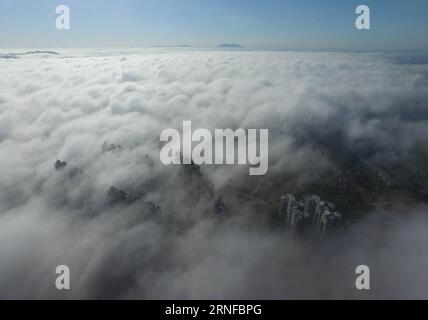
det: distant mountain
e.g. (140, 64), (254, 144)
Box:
(217, 43), (243, 48)
(22, 50), (59, 55)
(153, 45), (192, 48)
(0, 50), (59, 59)
(0, 53), (18, 59)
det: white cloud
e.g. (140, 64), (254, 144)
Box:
(0, 49), (428, 298)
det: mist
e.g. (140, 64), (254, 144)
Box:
(1, 49), (428, 299)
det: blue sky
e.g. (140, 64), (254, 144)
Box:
(1, 0), (427, 50)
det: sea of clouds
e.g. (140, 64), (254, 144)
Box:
(1, 49), (428, 299)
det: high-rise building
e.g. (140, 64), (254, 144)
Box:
(311, 201), (341, 239)
(279, 194), (341, 239)
(303, 195), (320, 231)
(279, 193), (296, 225)
(303, 195), (319, 216)
(288, 205), (304, 233)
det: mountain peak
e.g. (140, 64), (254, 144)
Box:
(217, 43), (243, 48)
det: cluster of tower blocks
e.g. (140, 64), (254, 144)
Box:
(279, 194), (342, 239)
